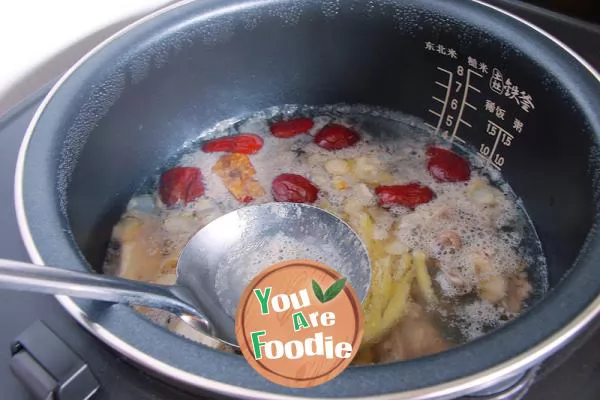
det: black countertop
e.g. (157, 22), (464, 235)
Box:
(1, 1), (599, 399)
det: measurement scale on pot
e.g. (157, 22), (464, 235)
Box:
(423, 41), (536, 170)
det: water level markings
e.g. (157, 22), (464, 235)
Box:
(426, 66), (482, 144)
(450, 68), (482, 143)
(425, 67), (453, 135)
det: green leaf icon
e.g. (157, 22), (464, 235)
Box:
(322, 278), (347, 303)
(312, 279), (325, 303)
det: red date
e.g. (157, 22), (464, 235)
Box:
(375, 183), (435, 208)
(202, 134), (263, 154)
(270, 118), (314, 138)
(314, 124), (360, 150)
(426, 146), (471, 182)
(159, 167), (205, 207)
(272, 173), (319, 203)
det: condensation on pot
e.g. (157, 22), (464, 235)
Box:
(57, 69), (127, 215)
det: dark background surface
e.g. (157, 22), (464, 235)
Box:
(0, 1), (600, 399)
(525, 0), (600, 23)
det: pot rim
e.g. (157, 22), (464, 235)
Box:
(13, 0), (600, 399)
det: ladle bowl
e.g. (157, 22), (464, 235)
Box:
(0, 202), (371, 347)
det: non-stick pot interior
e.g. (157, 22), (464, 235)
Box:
(62, 0), (599, 289)
(19, 0), (600, 396)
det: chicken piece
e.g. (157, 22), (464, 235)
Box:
(472, 252), (493, 277)
(437, 230), (462, 249)
(479, 275), (507, 304)
(503, 272), (532, 313)
(467, 178), (503, 206)
(212, 153), (266, 203)
(373, 302), (449, 363)
(325, 158), (350, 175)
(438, 267), (473, 296)
(471, 252), (507, 304)
(352, 156), (394, 184)
(111, 215), (165, 282)
(431, 204), (453, 220)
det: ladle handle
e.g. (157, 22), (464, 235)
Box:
(0, 259), (213, 334)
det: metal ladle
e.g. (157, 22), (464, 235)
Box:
(0, 203), (371, 347)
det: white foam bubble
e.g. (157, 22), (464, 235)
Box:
(214, 231), (353, 318)
(454, 300), (505, 340)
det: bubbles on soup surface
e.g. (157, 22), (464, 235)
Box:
(102, 104), (547, 363)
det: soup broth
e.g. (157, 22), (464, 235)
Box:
(103, 105), (547, 364)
